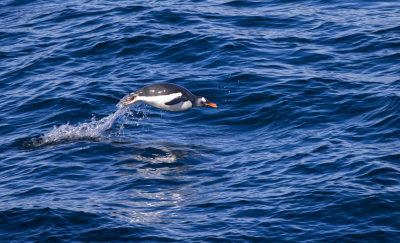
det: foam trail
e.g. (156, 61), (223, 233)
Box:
(32, 100), (133, 146)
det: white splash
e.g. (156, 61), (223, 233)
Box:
(32, 100), (136, 146)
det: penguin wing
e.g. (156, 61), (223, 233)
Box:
(165, 96), (189, 105)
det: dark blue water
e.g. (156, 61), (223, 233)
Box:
(1, 0), (400, 242)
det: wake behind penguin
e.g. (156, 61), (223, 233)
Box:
(28, 83), (216, 147)
(29, 100), (133, 147)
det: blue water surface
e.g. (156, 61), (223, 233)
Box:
(1, 0), (400, 242)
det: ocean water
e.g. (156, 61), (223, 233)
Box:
(1, 0), (399, 242)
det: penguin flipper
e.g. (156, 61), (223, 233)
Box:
(165, 97), (188, 105)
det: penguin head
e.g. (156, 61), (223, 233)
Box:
(194, 97), (217, 108)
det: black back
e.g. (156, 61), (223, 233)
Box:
(134, 83), (196, 101)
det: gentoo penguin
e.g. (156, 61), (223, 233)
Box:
(123, 83), (217, 111)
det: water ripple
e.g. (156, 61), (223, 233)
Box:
(1, 0), (400, 242)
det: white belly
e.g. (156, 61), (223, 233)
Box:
(137, 93), (193, 111)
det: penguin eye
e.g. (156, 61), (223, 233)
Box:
(201, 97), (207, 102)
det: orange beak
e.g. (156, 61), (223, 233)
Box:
(205, 102), (217, 108)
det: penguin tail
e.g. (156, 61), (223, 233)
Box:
(123, 94), (138, 106)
